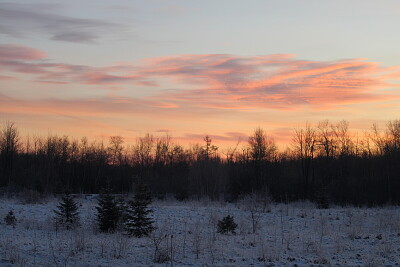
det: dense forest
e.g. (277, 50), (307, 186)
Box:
(0, 120), (399, 206)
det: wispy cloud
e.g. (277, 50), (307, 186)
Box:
(0, 75), (15, 80)
(0, 44), (46, 60)
(184, 132), (249, 143)
(142, 54), (400, 110)
(1, 44), (399, 115)
(0, 3), (126, 43)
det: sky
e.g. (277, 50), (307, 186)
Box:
(1, 0), (400, 149)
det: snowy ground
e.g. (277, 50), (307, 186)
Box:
(1, 196), (400, 266)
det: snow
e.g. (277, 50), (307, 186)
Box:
(1, 196), (400, 266)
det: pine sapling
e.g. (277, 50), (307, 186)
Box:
(96, 189), (120, 233)
(217, 215), (237, 234)
(125, 183), (155, 237)
(54, 193), (80, 230)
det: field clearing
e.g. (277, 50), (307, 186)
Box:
(1, 196), (400, 266)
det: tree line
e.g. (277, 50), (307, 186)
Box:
(1, 120), (400, 206)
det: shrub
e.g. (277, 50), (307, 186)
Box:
(4, 210), (17, 228)
(217, 215), (237, 234)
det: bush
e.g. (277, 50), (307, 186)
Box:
(4, 210), (17, 228)
(217, 215), (237, 234)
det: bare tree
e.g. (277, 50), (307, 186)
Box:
(332, 120), (353, 157)
(247, 128), (277, 192)
(223, 139), (240, 163)
(370, 123), (385, 156)
(248, 128), (276, 162)
(134, 134), (154, 166)
(0, 121), (20, 185)
(385, 120), (400, 153)
(201, 135), (218, 161)
(155, 135), (171, 166)
(108, 136), (124, 165)
(240, 191), (272, 233)
(292, 124), (317, 199)
(317, 120), (335, 158)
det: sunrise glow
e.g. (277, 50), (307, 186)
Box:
(1, 1), (400, 148)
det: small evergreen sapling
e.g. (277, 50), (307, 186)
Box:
(217, 215), (237, 234)
(54, 193), (80, 230)
(96, 189), (120, 233)
(125, 183), (155, 237)
(4, 210), (17, 228)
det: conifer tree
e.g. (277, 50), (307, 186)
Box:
(96, 188), (119, 233)
(217, 215), (237, 234)
(125, 183), (155, 237)
(54, 193), (79, 230)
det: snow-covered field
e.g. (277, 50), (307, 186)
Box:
(1, 196), (400, 266)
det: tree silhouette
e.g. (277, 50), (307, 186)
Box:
(0, 121), (20, 186)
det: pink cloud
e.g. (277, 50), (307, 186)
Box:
(0, 94), (179, 119)
(1, 44), (399, 114)
(0, 75), (15, 80)
(0, 44), (46, 60)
